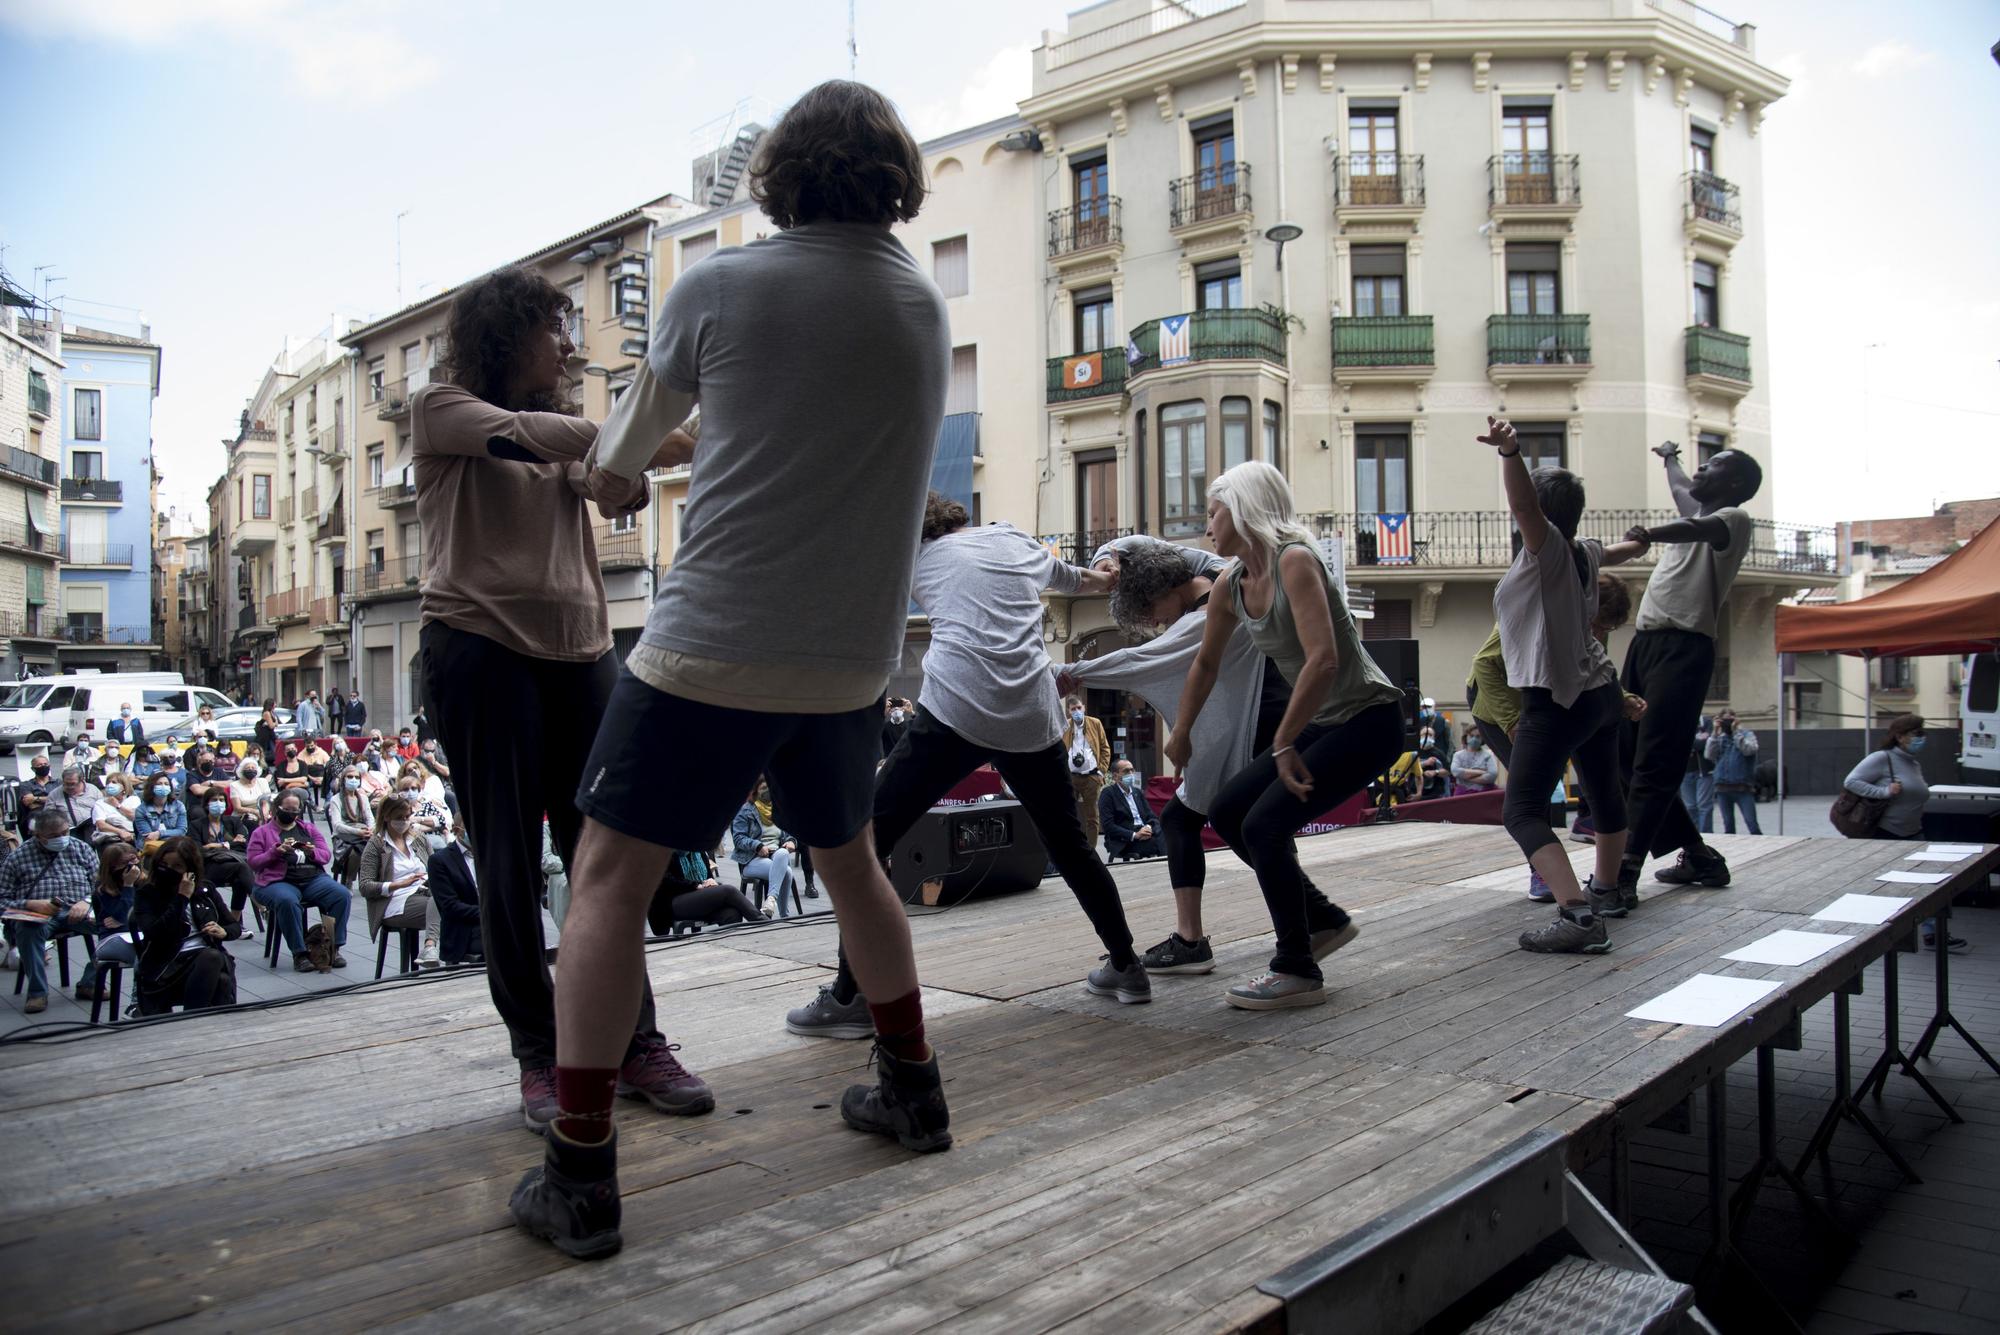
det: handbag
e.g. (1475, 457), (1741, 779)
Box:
(1829, 789), (1890, 839)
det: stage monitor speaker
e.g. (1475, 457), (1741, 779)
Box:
(1365, 637), (1422, 732)
(887, 799), (1048, 907)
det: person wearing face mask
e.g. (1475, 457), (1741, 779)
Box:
(1704, 708), (1761, 835)
(344, 690), (367, 736)
(424, 819), (483, 969)
(730, 782), (797, 918)
(1097, 760), (1162, 862)
(17, 756), (57, 839)
(328, 688), (347, 737)
(54, 766), (103, 844)
(90, 773), (141, 848)
(1414, 725), (1451, 800)
(1842, 714), (1961, 951)
(134, 772), (190, 845)
(248, 792), (352, 972)
(294, 691), (323, 741)
(75, 844), (143, 1003)
(254, 708), (279, 760)
(0, 809), (99, 1013)
(1450, 725), (1500, 794)
(1061, 694), (1112, 853)
(128, 742), (162, 780)
(358, 794), (442, 969)
(881, 697), (914, 760)
(394, 729), (420, 763)
(132, 836), (239, 1014)
(107, 701), (146, 750)
(229, 763), (272, 824)
(183, 747), (227, 810)
(327, 766), (377, 884)
(192, 792), (256, 935)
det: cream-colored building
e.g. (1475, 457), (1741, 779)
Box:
(219, 360), (287, 699)
(1013, 0), (1835, 765)
(0, 287), (65, 677)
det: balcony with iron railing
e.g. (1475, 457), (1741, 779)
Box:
(1047, 198), (1122, 262)
(1045, 347), (1130, 404)
(66, 542), (135, 569)
(26, 371), (52, 419)
(351, 555), (423, 602)
(1685, 326), (1753, 393)
(317, 504), (346, 543)
(1487, 315), (1592, 369)
(0, 609), (56, 641)
(299, 486), (317, 525)
(1127, 307), (1287, 376)
(376, 478), (419, 509)
(60, 622), (157, 648)
(1331, 316), (1435, 377)
(0, 519), (64, 560)
(1042, 0), (1244, 72)
(1684, 171), (1742, 237)
(1169, 163), (1252, 233)
(1034, 528), (1137, 569)
(265, 587), (308, 624)
(61, 476), (122, 503)
(1488, 154), (1581, 214)
(376, 369), (431, 421)
(595, 524), (647, 571)
(0, 446), (57, 488)
(311, 595), (344, 630)
(1333, 154), (1425, 213)
(1296, 510), (1836, 577)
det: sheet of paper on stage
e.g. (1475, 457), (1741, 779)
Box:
(1921, 844), (1982, 856)
(1628, 974), (1782, 1027)
(1877, 869), (1951, 885)
(1722, 930), (1852, 967)
(1906, 849), (1972, 862)
(1813, 894), (1911, 925)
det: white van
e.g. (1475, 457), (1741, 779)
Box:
(66, 676), (238, 746)
(0, 677), (128, 749)
(1963, 651), (2000, 786)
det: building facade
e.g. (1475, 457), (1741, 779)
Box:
(0, 288), (65, 678)
(221, 361), (288, 699)
(56, 320), (161, 672)
(259, 330), (356, 703)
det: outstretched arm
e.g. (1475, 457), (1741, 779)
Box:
(1633, 515), (1734, 551)
(1166, 590), (1239, 770)
(1478, 417), (1547, 554)
(1655, 441), (1699, 518)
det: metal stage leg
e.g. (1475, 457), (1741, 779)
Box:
(1729, 1043), (1843, 1235)
(1910, 903), (2000, 1076)
(1700, 1069), (1808, 1335)
(1795, 983), (1922, 1184)
(1857, 938), (1963, 1120)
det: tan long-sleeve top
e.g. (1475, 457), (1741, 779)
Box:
(411, 383), (610, 662)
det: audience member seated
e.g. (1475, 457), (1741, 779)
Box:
(647, 848), (766, 935)
(76, 844), (142, 1003)
(731, 780), (799, 917)
(0, 809), (101, 1013)
(1098, 759), (1163, 862)
(127, 744), (162, 780)
(190, 793), (256, 937)
(392, 773), (453, 846)
(249, 791), (352, 973)
(51, 766), (103, 844)
(403, 757), (449, 809)
(183, 746), (230, 812)
(132, 836), (239, 1015)
(358, 794), (441, 969)
(327, 765), (376, 883)
(1450, 724), (1500, 794)
(423, 823), (482, 968)
(134, 772), (189, 846)
(230, 762), (273, 823)
(1415, 725), (1452, 800)
(17, 755), (55, 840)
(274, 748), (313, 813)
(154, 748), (188, 800)
(91, 774), (141, 848)
(296, 738), (335, 810)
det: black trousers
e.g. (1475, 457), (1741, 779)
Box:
(1503, 683), (1628, 859)
(1619, 629), (1714, 865)
(205, 856), (255, 919)
(647, 883), (762, 934)
(422, 622), (659, 1069)
(1208, 700), (1405, 980)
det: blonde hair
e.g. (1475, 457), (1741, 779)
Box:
(1206, 461), (1318, 569)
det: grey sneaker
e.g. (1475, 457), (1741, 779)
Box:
(1519, 906), (1613, 955)
(1225, 970), (1326, 1010)
(1310, 920), (1360, 961)
(785, 985), (874, 1040)
(1085, 956), (1153, 1004)
(1140, 933), (1215, 975)
(1585, 877), (1628, 920)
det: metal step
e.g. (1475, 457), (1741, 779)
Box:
(1464, 1255), (1695, 1335)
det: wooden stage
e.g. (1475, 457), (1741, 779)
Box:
(2, 823), (1994, 1333)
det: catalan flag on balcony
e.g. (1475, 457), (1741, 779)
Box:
(1375, 513), (1413, 564)
(1062, 352), (1104, 390)
(1158, 313), (1192, 366)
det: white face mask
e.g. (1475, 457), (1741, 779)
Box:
(889, 709), (907, 725)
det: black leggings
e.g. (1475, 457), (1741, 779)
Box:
(1208, 700), (1405, 980)
(1502, 683), (1628, 859)
(647, 883), (763, 934)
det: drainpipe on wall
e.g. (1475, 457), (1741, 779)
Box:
(1272, 57), (1295, 478)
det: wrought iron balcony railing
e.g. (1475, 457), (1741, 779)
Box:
(1685, 326), (1751, 383)
(1331, 316), (1434, 369)
(1169, 163), (1251, 229)
(1045, 348), (1130, 403)
(1487, 315), (1591, 367)
(1488, 153), (1581, 208)
(1334, 154), (1425, 208)
(1047, 198), (1122, 258)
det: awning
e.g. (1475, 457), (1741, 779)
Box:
(260, 647), (322, 672)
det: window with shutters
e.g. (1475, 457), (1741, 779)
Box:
(946, 345), (978, 416)
(932, 236), (969, 298)
(1160, 401), (1207, 538)
(1196, 259), (1242, 311)
(74, 388), (102, 440)
(1692, 259), (1720, 328)
(1514, 423), (1566, 472)
(1221, 397), (1252, 470)
(1351, 245), (1406, 317)
(1506, 244), (1561, 315)
(680, 232), (717, 272)
(1263, 401), (1282, 464)
(1355, 427), (1411, 515)
(1697, 431), (1727, 465)
(1073, 286), (1115, 354)
(1364, 598), (1412, 641)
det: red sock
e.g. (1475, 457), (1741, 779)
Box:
(867, 989), (929, 1063)
(554, 1065), (618, 1144)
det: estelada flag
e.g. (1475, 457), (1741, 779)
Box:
(1061, 352), (1104, 389)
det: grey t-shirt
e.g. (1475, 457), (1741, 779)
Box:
(1637, 506), (1753, 638)
(1494, 521), (1617, 710)
(1451, 746), (1499, 788)
(642, 222), (950, 679)
(1091, 533), (1228, 581)
(914, 524), (1081, 754)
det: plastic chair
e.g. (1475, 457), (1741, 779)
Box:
(12, 925), (82, 995)
(373, 923), (419, 979)
(90, 926), (139, 1025)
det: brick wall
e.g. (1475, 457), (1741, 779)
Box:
(1840, 497), (2000, 560)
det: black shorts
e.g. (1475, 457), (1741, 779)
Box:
(576, 668), (884, 852)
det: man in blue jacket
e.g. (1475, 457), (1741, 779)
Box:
(1098, 760), (1162, 862)
(107, 703), (145, 749)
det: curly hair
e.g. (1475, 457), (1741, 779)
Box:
(1109, 542), (1199, 638)
(750, 80), (927, 230)
(921, 492), (968, 541)
(436, 264), (574, 412)
(1593, 573), (1633, 633)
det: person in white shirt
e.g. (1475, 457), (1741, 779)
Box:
(1450, 727), (1500, 793)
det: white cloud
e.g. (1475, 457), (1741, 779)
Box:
(907, 44), (1032, 139)
(1851, 41), (1935, 79)
(0, 0), (438, 103)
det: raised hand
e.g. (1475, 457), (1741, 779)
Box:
(1624, 525), (1651, 549)
(1476, 416), (1517, 454)
(1652, 440), (1681, 460)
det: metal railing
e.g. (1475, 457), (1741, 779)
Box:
(61, 623), (154, 647)
(1298, 509), (1836, 575)
(377, 477), (419, 507)
(595, 524), (647, 570)
(1684, 171), (1741, 230)
(1, 446), (56, 486)
(1334, 154), (1425, 208)
(265, 588), (308, 622)
(1649, 0), (1753, 49)
(67, 543), (134, 567)
(0, 519), (64, 559)
(310, 595), (342, 629)
(1488, 314), (1591, 366)
(1045, 347), (1130, 403)
(1047, 198), (1122, 258)
(317, 506), (346, 543)
(60, 477), (122, 503)
(0, 610), (53, 639)
(1034, 528), (1137, 569)
(1685, 327), (1752, 383)
(1707, 657), (1732, 702)
(1043, 0), (1243, 70)
(1128, 307), (1287, 370)
(237, 606), (262, 632)
(375, 369), (430, 420)
(351, 555), (423, 599)
(1170, 163), (1251, 229)
(1488, 154), (1581, 208)
(300, 486), (318, 523)
(1332, 316), (1434, 369)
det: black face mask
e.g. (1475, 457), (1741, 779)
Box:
(198, 762), (214, 774)
(31, 769), (48, 780)
(153, 865), (185, 890)
(276, 808), (299, 826)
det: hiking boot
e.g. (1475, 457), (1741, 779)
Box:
(1569, 816), (1598, 845)
(786, 985), (874, 1040)
(1084, 955), (1152, 1004)
(617, 1038), (715, 1116)
(1586, 876), (1628, 920)
(1225, 970), (1326, 1010)
(23, 993), (46, 1014)
(841, 1044), (953, 1153)
(417, 938), (441, 970)
(1310, 920), (1360, 961)
(1652, 846), (1731, 888)
(329, 951), (348, 969)
(1519, 906), (1613, 955)
(1527, 868), (1555, 902)
(1140, 933), (1215, 975)
(520, 1065), (559, 1136)
(510, 1128), (623, 1261)
(74, 983), (100, 1002)
(293, 952), (317, 973)
(1616, 865), (1642, 913)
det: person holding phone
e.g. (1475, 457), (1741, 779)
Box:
(358, 794), (441, 964)
(133, 836), (238, 1014)
(248, 791), (353, 972)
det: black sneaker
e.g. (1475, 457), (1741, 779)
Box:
(509, 1129), (623, 1260)
(841, 1044), (953, 1153)
(1652, 846), (1731, 888)
(1586, 876), (1628, 920)
(1141, 933), (1215, 975)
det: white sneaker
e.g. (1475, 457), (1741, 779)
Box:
(238, 925), (256, 941)
(760, 899), (777, 919)
(418, 938), (441, 970)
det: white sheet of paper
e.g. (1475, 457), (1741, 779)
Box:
(1722, 930), (1852, 967)
(1813, 893), (1911, 925)
(1922, 844), (1983, 856)
(1627, 974), (1782, 1027)
(1906, 850), (1972, 863)
(1877, 869), (1951, 885)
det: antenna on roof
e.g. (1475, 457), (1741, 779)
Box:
(848, 0), (857, 77)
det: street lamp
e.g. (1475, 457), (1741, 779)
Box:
(1264, 221), (1304, 271)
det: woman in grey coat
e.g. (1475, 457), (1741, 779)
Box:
(1844, 713), (1962, 952)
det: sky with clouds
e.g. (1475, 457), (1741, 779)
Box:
(2, 0), (1994, 527)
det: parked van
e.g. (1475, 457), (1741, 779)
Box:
(66, 676), (238, 745)
(1964, 650), (2000, 785)
(0, 677), (153, 749)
